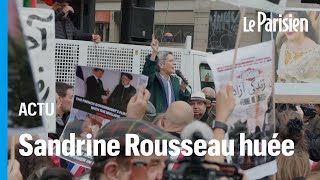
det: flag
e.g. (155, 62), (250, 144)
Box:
(76, 66), (86, 97)
(42, 0), (54, 6)
(76, 66), (84, 81)
(67, 162), (86, 177)
(23, 0), (37, 7)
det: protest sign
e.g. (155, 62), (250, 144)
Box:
(206, 41), (275, 179)
(58, 66), (148, 168)
(19, 8), (56, 132)
(273, 9), (320, 103)
(73, 66), (148, 118)
(8, 0), (44, 134)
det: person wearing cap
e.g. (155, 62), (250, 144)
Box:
(142, 34), (190, 114)
(189, 91), (211, 123)
(202, 87), (217, 125)
(107, 73), (137, 112)
(85, 68), (110, 103)
(90, 118), (175, 180)
(52, 0), (101, 42)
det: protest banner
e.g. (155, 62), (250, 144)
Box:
(219, 0), (287, 14)
(273, 9), (320, 103)
(8, 0), (44, 135)
(19, 8), (56, 132)
(206, 41), (275, 179)
(58, 66), (148, 168)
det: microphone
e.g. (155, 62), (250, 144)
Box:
(175, 70), (189, 85)
(181, 121), (213, 142)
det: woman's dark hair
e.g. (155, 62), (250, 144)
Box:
(278, 118), (307, 151)
(56, 82), (73, 97)
(39, 167), (73, 180)
(13, 140), (53, 180)
(90, 154), (131, 180)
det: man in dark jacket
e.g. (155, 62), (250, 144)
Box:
(142, 34), (190, 114)
(107, 73), (137, 112)
(85, 68), (109, 103)
(52, 0), (100, 42)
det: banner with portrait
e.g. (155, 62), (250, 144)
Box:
(58, 66), (148, 167)
(273, 9), (320, 103)
(206, 41), (275, 179)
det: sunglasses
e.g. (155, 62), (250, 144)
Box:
(205, 96), (216, 103)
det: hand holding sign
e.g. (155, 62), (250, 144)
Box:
(216, 82), (236, 122)
(92, 34), (101, 43)
(8, 160), (23, 180)
(127, 86), (151, 119)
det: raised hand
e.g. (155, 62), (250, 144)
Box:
(180, 80), (188, 93)
(215, 82), (236, 122)
(151, 34), (159, 54)
(63, 5), (74, 17)
(8, 160), (22, 180)
(92, 34), (101, 43)
(127, 86), (151, 119)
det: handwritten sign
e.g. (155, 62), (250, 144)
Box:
(19, 8), (56, 133)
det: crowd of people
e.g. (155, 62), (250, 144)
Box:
(7, 32), (320, 180)
(7, 1), (320, 179)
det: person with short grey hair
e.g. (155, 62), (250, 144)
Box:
(142, 34), (190, 115)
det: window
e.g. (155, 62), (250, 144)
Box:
(154, 25), (194, 45)
(199, 63), (215, 90)
(95, 23), (109, 42)
(207, 10), (240, 54)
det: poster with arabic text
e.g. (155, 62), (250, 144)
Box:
(206, 41), (275, 179)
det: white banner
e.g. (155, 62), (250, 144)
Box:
(19, 8), (56, 133)
(206, 41), (275, 179)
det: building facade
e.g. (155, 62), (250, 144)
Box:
(38, 0), (320, 52)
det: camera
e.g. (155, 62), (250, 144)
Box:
(163, 156), (243, 180)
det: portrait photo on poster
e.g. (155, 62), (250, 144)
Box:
(73, 66), (148, 119)
(273, 9), (320, 97)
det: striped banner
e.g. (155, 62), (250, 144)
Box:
(67, 162), (86, 177)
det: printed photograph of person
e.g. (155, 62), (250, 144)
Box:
(85, 68), (110, 104)
(61, 108), (109, 140)
(275, 10), (320, 83)
(107, 72), (137, 112)
(74, 66), (148, 118)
